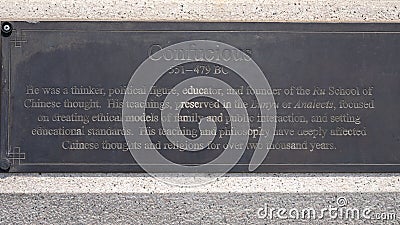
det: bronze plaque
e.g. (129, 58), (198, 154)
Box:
(1, 22), (399, 172)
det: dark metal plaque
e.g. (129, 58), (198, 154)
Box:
(1, 21), (399, 172)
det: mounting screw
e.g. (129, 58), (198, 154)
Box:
(1, 22), (13, 37)
(0, 158), (11, 171)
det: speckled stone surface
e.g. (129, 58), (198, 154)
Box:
(0, 192), (399, 224)
(1, 0), (400, 224)
(0, 0), (399, 22)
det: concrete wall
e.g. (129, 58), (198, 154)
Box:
(1, 0), (400, 224)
